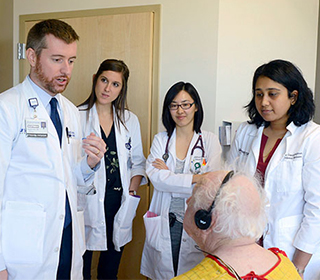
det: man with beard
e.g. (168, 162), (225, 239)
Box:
(0, 19), (106, 280)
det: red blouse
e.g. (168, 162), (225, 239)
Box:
(256, 133), (282, 186)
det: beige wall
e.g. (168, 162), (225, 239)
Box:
(0, 0), (13, 92)
(12, 0), (319, 134)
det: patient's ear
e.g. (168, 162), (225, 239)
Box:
(194, 216), (216, 249)
(208, 215), (216, 230)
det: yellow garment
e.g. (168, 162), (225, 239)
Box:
(172, 248), (301, 280)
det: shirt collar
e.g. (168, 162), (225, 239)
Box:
(27, 75), (61, 111)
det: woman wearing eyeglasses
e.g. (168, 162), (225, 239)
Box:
(140, 81), (221, 279)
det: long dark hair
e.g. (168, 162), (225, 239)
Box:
(79, 59), (129, 128)
(162, 81), (204, 137)
(246, 59), (315, 127)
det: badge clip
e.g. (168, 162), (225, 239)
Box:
(28, 98), (39, 118)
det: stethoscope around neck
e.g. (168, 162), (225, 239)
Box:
(162, 130), (206, 174)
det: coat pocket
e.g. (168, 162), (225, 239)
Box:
(2, 201), (46, 264)
(117, 195), (140, 248)
(121, 195), (140, 228)
(275, 158), (303, 193)
(143, 212), (161, 251)
(278, 214), (303, 257)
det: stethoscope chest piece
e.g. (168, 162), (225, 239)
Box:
(162, 131), (206, 174)
(162, 153), (169, 163)
(190, 156), (203, 174)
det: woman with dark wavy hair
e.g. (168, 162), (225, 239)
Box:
(228, 59), (320, 280)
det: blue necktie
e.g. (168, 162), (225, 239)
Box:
(50, 98), (71, 228)
(50, 98), (62, 146)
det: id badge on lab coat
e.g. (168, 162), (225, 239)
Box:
(190, 155), (203, 174)
(25, 118), (48, 138)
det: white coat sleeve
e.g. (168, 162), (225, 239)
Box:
(146, 134), (193, 194)
(0, 100), (17, 270)
(129, 114), (147, 185)
(294, 131), (320, 254)
(74, 109), (95, 188)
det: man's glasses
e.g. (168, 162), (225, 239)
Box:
(168, 102), (195, 111)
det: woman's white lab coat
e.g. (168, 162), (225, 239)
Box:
(0, 78), (90, 279)
(228, 121), (320, 280)
(140, 129), (221, 279)
(78, 104), (147, 252)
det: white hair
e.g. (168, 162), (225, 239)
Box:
(193, 169), (268, 240)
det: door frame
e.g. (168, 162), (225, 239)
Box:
(19, 4), (160, 142)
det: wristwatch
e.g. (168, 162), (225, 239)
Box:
(129, 190), (137, 195)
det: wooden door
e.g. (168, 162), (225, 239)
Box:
(20, 6), (159, 279)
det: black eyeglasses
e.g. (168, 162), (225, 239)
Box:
(168, 102), (195, 111)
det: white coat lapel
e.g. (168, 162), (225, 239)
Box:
(248, 126), (263, 173)
(22, 79), (60, 146)
(183, 131), (198, 173)
(265, 137), (286, 177)
(22, 78), (48, 120)
(167, 129), (177, 170)
(59, 95), (71, 149)
(265, 124), (293, 176)
(91, 104), (102, 137)
(113, 107), (126, 159)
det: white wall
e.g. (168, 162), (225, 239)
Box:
(13, 0), (319, 134)
(216, 0), (319, 131)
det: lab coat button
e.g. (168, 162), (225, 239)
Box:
(99, 198), (103, 202)
(182, 238), (186, 242)
(54, 247), (59, 252)
(101, 221), (105, 225)
(59, 215), (64, 220)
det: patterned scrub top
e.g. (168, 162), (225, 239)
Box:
(101, 124), (122, 219)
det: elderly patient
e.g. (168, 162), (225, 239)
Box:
(173, 170), (301, 280)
